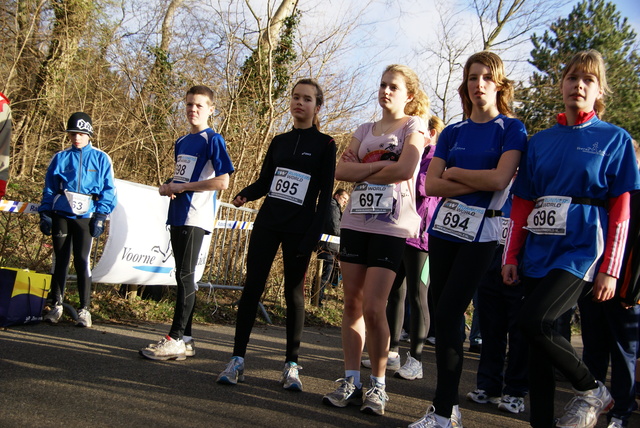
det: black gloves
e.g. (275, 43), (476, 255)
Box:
(89, 213), (107, 238)
(39, 211), (53, 236)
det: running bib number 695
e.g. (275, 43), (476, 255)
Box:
(269, 167), (310, 206)
(274, 179), (299, 195)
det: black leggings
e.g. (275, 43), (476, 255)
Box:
(519, 270), (597, 428)
(233, 226), (310, 363)
(168, 225), (205, 340)
(429, 236), (497, 418)
(387, 245), (429, 360)
(50, 215), (93, 308)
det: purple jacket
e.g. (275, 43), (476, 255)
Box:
(406, 145), (440, 252)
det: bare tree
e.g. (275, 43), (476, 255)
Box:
(470, 0), (565, 51)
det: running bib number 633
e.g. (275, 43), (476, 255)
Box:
(269, 167), (310, 206)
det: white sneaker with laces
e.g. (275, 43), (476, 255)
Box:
(556, 381), (614, 428)
(76, 309), (92, 328)
(607, 417), (625, 428)
(361, 353), (401, 371)
(360, 380), (388, 416)
(139, 336), (187, 361)
(395, 351), (423, 380)
(44, 304), (63, 324)
(498, 395), (525, 413)
(184, 339), (196, 357)
(466, 389), (501, 404)
(450, 404), (463, 428)
(217, 356), (245, 385)
(280, 361), (302, 391)
(409, 405), (453, 428)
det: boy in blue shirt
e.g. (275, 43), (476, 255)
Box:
(140, 85), (234, 360)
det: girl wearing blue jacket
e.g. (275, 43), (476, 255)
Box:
(39, 112), (117, 328)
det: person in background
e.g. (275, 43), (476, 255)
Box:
(577, 139), (640, 428)
(40, 112), (117, 328)
(361, 115), (443, 381)
(317, 188), (349, 306)
(140, 85), (233, 361)
(466, 194), (529, 415)
(217, 78), (336, 391)
(410, 51), (526, 428)
(0, 92), (11, 199)
(502, 50), (640, 428)
(323, 64), (429, 417)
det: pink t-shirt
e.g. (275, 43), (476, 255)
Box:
(340, 116), (427, 239)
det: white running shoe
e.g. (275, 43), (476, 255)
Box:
(322, 376), (363, 408)
(184, 339), (196, 357)
(361, 353), (401, 371)
(139, 336), (187, 361)
(216, 356), (245, 385)
(76, 309), (92, 328)
(44, 304), (63, 324)
(451, 404), (463, 428)
(280, 361), (302, 391)
(409, 405), (453, 428)
(607, 417), (624, 428)
(556, 381), (614, 428)
(395, 351), (423, 380)
(466, 389), (501, 404)
(360, 379), (388, 416)
(498, 395), (525, 413)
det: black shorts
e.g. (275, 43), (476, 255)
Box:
(339, 229), (406, 272)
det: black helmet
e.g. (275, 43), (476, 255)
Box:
(66, 112), (93, 136)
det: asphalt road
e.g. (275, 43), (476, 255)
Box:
(0, 320), (624, 427)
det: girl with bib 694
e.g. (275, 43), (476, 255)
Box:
(410, 51), (526, 428)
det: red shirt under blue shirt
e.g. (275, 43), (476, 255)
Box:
(504, 112), (640, 281)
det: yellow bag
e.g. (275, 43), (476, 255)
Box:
(0, 267), (51, 326)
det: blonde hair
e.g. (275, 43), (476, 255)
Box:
(292, 78), (324, 128)
(428, 115), (445, 134)
(458, 51), (515, 118)
(560, 50), (610, 118)
(383, 64), (431, 120)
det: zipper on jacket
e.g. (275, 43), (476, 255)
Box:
(77, 147), (83, 192)
(293, 129), (301, 156)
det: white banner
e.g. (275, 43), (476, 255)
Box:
(91, 179), (215, 285)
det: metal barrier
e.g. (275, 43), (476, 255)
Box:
(197, 202), (272, 323)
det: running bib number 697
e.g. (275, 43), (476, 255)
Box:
(359, 192), (382, 208)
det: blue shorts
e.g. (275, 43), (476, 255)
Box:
(339, 229), (406, 272)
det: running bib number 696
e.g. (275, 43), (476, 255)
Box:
(525, 195), (570, 235)
(532, 209), (556, 227)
